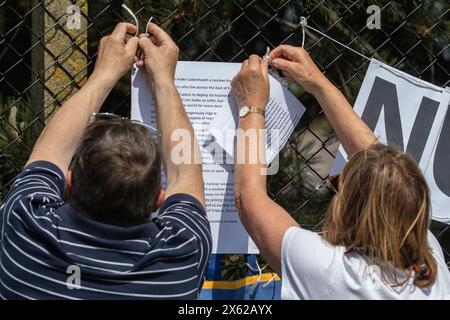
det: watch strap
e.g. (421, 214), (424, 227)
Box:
(248, 106), (265, 117)
(239, 105), (266, 118)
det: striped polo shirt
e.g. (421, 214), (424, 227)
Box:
(0, 161), (212, 300)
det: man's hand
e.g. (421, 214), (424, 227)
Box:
(27, 23), (139, 173)
(91, 22), (139, 86)
(137, 23), (179, 85)
(269, 45), (329, 96)
(231, 55), (269, 109)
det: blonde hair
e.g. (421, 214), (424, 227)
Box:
(322, 144), (436, 288)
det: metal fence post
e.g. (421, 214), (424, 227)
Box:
(42, 0), (89, 118)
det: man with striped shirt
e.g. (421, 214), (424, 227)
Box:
(0, 22), (212, 299)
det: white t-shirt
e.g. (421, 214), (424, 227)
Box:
(281, 227), (450, 299)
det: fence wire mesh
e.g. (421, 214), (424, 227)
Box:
(1, 0), (449, 280)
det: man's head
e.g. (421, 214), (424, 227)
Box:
(68, 118), (162, 227)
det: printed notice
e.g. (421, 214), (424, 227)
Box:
(131, 61), (305, 253)
(209, 72), (306, 163)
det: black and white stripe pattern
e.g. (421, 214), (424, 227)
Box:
(0, 161), (212, 300)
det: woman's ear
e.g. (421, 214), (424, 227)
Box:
(66, 170), (73, 194)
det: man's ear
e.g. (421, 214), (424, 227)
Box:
(155, 188), (165, 209)
(66, 170), (73, 194)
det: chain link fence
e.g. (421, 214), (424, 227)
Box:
(1, 0), (449, 280)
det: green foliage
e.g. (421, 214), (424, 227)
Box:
(0, 95), (36, 201)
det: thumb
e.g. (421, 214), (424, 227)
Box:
(260, 57), (269, 82)
(271, 58), (297, 74)
(125, 36), (139, 55)
(139, 37), (156, 56)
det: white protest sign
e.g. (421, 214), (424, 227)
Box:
(131, 61), (304, 253)
(331, 59), (450, 223)
(209, 75), (306, 164)
(424, 87), (450, 224)
(131, 61), (257, 254)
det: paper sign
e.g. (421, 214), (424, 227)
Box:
(209, 74), (306, 163)
(331, 59), (450, 223)
(131, 61), (304, 253)
(424, 87), (450, 224)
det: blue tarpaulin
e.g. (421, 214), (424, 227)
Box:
(199, 255), (281, 300)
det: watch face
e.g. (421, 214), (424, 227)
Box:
(239, 106), (250, 117)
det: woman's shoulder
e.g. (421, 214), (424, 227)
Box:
(281, 227), (350, 299)
(427, 230), (447, 262)
(281, 227), (347, 274)
(283, 227), (344, 254)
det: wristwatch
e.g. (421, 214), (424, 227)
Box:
(239, 106), (265, 118)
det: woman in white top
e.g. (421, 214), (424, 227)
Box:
(231, 45), (450, 299)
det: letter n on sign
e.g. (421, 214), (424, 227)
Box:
(332, 59), (450, 224)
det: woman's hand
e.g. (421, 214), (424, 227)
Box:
(269, 45), (330, 96)
(231, 55), (269, 110)
(91, 23), (139, 86)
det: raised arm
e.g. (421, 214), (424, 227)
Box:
(138, 24), (204, 206)
(27, 23), (139, 173)
(269, 45), (378, 157)
(232, 55), (299, 275)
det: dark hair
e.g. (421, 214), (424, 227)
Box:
(69, 119), (161, 227)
